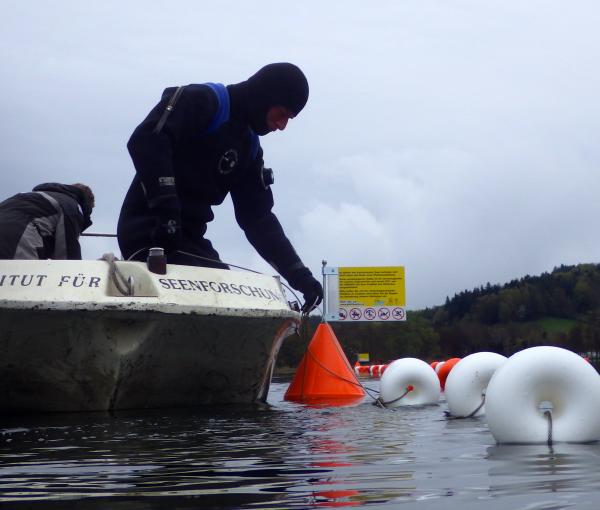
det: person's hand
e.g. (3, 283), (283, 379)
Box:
(288, 267), (323, 313)
(151, 199), (182, 253)
(300, 277), (323, 313)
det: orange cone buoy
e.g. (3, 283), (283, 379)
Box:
(437, 357), (461, 390)
(284, 323), (366, 404)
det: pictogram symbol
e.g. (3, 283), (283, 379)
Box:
(392, 307), (405, 320)
(350, 308), (362, 320)
(364, 308), (376, 320)
(378, 308), (390, 320)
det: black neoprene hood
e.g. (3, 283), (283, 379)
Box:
(228, 62), (309, 135)
(246, 63), (309, 116)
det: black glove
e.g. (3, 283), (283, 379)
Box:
(151, 198), (182, 253)
(287, 267), (323, 314)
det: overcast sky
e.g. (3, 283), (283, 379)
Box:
(1, 1), (599, 310)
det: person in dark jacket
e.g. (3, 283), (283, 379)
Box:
(117, 63), (323, 312)
(0, 182), (95, 260)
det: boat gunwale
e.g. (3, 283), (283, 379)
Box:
(0, 299), (301, 318)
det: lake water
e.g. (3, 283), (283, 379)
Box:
(1, 376), (600, 509)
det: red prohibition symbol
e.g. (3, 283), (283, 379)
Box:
(364, 308), (376, 320)
(377, 308), (390, 320)
(350, 308), (362, 320)
(392, 307), (405, 320)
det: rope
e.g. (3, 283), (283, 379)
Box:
(175, 250), (322, 313)
(297, 327), (380, 402)
(374, 385), (414, 408)
(176, 249), (323, 314)
(125, 246), (323, 315)
(175, 249), (262, 273)
(305, 345), (377, 393)
(126, 246), (150, 262)
(445, 392), (486, 420)
(544, 409), (553, 446)
(298, 313), (377, 400)
(101, 253), (134, 296)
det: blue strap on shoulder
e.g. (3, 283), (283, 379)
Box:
(249, 131), (260, 160)
(204, 82), (260, 160)
(204, 83), (230, 134)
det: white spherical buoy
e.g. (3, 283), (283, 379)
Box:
(379, 358), (440, 407)
(444, 352), (507, 418)
(486, 346), (600, 444)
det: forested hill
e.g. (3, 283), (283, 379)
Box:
(426, 263), (600, 326)
(276, 263), (600, 370)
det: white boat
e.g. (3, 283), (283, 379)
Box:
(0, 257), (300, 412)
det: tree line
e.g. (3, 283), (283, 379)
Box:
(276, 263), (600, 370)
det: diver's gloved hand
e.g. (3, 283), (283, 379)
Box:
(151, 197), (182, 253)
(288, 267), (323, 313)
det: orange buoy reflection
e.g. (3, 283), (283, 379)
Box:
(312, 489), (362, 507)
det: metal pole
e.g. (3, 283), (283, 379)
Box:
(322, 259), (327, 323)
(81, 233), (117, 238)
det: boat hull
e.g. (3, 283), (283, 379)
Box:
(0, 259), (300, 412)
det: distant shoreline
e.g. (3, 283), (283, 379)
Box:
(273, 366), (297, 376)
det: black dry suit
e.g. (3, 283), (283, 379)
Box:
(0, 183), (93, 260)
(117, 63), (316, 289)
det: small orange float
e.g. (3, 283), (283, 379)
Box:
(437, 357), (461, 390)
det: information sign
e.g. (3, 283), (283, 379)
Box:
(323, 265), (406, 322)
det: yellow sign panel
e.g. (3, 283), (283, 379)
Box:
(358, 353), (370, 362)
(339, 266), (405, 307)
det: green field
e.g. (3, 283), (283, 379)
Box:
(536, 317), (577, 333)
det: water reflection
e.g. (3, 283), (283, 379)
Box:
(486, 443), (600, 497)
(2, 381), (600, 509)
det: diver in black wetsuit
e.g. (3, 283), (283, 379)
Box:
(117, 63), (322, 312)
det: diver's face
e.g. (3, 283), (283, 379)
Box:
(265, 106), (295, 132)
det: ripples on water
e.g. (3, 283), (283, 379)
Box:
(1, 377), (600, 509)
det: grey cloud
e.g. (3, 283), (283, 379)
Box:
(1, 0), (599, 310)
